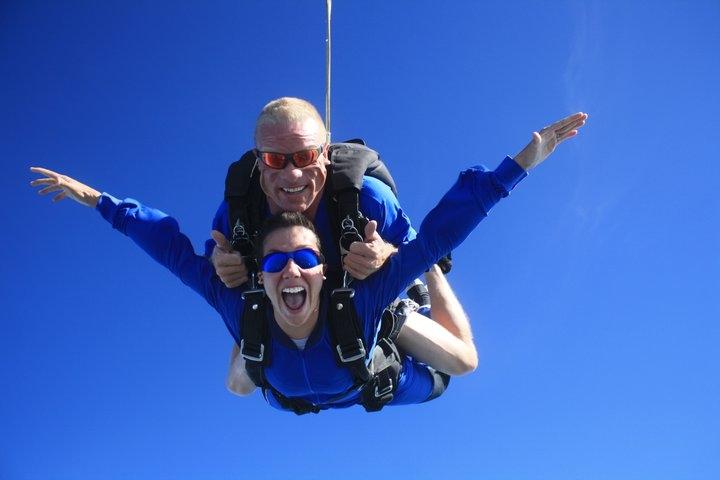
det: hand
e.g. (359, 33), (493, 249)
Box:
(210, 230), (248, 288)
(513, 112), (588, 171)
(30, 167), (101, 207)
(343, 220), (397, 280)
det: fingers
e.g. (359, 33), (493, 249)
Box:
(216, 257), (248, 284)
(557, 129), (578, 143)
(30, 177), (58, 187)
(52, 191), (68, 203)
(555, 114), (587, 144)
(540, 112), (587, 146)
(343, 245), (387, 279)
(216, 262), (247, 276)
(348, 239), (376, 255)
(213, 250), (244, 268)
(555, 116), (586, 136)
(30, 167), (61, 178)
(342, 255), (371, 280)
(211, 230), (232, 252)
(214, 251), (248, 287)
(219, 272), (248, 288)
(37, 184), (63, 195)
(548, 112), (587, 131)
(363, 220), (379, 242)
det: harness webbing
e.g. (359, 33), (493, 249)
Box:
(224, 141), (404, 413)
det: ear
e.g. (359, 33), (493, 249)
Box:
(257, 271), (264, 285)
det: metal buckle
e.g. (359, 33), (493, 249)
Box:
(336, 339), (366, 363)
(339, 215), (363, 254)
(241, 288), (265, 300)
(331, 287), (355, 299)
(240, 339), (265, 362)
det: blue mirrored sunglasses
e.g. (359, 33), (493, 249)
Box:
(260, 248), (325, 273)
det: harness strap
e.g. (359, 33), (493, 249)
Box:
(240, 289), (268, 387)
(358, 302), (407, 412)
(329, 143), (397, 196)
(225, 151), (262, 274)
(361, 337), (401, 412)
(328, 284), (371, 383)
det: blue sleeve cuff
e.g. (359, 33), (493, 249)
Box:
(96, 192), (122, 224)
(494, 156), (528, 193)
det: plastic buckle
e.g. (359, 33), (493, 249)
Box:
(336, 339), (366, 363)
(374, 377), (394, 398)
(240, 339), (265, 362)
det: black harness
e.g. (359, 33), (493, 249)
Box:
(224, 140), (406, 414)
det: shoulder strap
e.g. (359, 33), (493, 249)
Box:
(224, 150), (264, 273)
(323, 140), (399, 387)
(328, 142), (397, 196)
(326, 270), (372, 384)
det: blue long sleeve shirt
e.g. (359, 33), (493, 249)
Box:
(96, 157), (526, 410)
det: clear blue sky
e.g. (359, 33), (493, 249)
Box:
(2, 1), (719, 478)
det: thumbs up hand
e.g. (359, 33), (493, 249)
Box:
(343, 220), (397, 280)
(210, 230), (248, 288)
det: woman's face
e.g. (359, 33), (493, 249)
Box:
(260, 225), (325, 339)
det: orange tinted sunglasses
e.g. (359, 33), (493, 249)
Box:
(255, 146), (325, 169)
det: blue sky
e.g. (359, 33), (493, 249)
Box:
(2, 1), (719, 478)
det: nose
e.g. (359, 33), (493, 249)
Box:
(282, 259), (302, 278)
(281, 163), (303, 180)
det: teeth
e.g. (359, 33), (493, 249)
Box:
(282, 186), (305, 193)
(282, 286), (305, 294)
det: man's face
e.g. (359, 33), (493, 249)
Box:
(256, 117), (328, 218)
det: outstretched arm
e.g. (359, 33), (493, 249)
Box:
(29, 167), (236, 318)
(359, 112), (589, 340)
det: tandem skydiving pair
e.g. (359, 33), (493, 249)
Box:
(30, 97), (588, 414)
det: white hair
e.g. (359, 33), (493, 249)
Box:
(254, 97), (326, 144)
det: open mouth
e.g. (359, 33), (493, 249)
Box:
(282, 185), (307, 194)
(282, 286), (307, 311)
